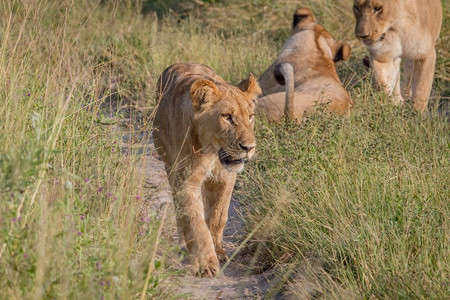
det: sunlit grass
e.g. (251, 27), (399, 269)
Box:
(0, 1), (169, 298)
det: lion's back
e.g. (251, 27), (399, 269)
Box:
(156, 63), (223, 101)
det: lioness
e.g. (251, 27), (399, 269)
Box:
(258, 8), (353, 122)
(153, 63), (260, 277)
(353, 0), (442, 112)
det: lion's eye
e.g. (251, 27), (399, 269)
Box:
(249, 114), (255, 122)
(374, 6), (382, 13)
(222, 114), (234, 125)
(353, 5), (360, 13)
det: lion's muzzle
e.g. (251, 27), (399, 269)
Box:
(219, 149), (245, 166)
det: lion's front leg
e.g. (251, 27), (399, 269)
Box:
(371, 57), (403, 105)
(173, 155), (220, 277)
(203, 173), (237, 262)
(177, 196), (219, 277)
(411, 48), (436, 113)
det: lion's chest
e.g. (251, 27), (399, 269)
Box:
(368, 32), (402, 61)
(399, 30), (434, 59)
(368, 24), (433, 61)
(208, 159), (229, 178)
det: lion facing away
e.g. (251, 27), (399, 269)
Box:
(258, 8), (353, 123)
(153, 63), (261, 277)
(353, 0), (442, 113)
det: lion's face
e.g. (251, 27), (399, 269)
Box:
(353, 0), (398, 45)
(190, 74), (261, 173)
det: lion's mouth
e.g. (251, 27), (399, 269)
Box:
(219, 149), (244, 166)
(363, 33), (385, 45)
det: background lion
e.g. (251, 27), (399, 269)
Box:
(353, 0), (443, 113)
(152, 63), (261, 277)
(257, 7), (353, 123)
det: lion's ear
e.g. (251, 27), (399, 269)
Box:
(292, 7), (316, 29)
(317, 35), (334, 60)
(238, 73), (261, 102)
(333, 42), (351, 63)
(190, 79), (220, 111)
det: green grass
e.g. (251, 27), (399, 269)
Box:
(0, 0), (448, 298)
(239, 100), (449, 298)
(0, 1), (171, 298)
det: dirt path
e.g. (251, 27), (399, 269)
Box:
(137, 133), (277, 299)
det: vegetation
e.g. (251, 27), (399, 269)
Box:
(239, 103), (449, 298)
(0, 1), (169, 298)
(0, 0), (448, 298)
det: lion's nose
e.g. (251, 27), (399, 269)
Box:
(239, 143), (255, 152)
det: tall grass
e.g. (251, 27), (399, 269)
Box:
(0, 1), (169, 298)
(239, 102), (449, 298)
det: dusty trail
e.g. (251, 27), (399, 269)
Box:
(138, 133), (276, 299)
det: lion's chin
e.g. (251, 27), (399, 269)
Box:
(219, 149), (245, 173)
(362, 33), (386, 45)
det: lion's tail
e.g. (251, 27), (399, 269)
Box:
(274, 62), (295, 120)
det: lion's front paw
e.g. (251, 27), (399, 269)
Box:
(215, 247), (229, 262)
(188, 250), (220, 277)
(413, 100), (428, 114)
(393, 94), (405, 106)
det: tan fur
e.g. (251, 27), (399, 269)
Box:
(353, 0), (442, 112)
(153, 63), (260, 277)
(258, 8), (353, 123)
